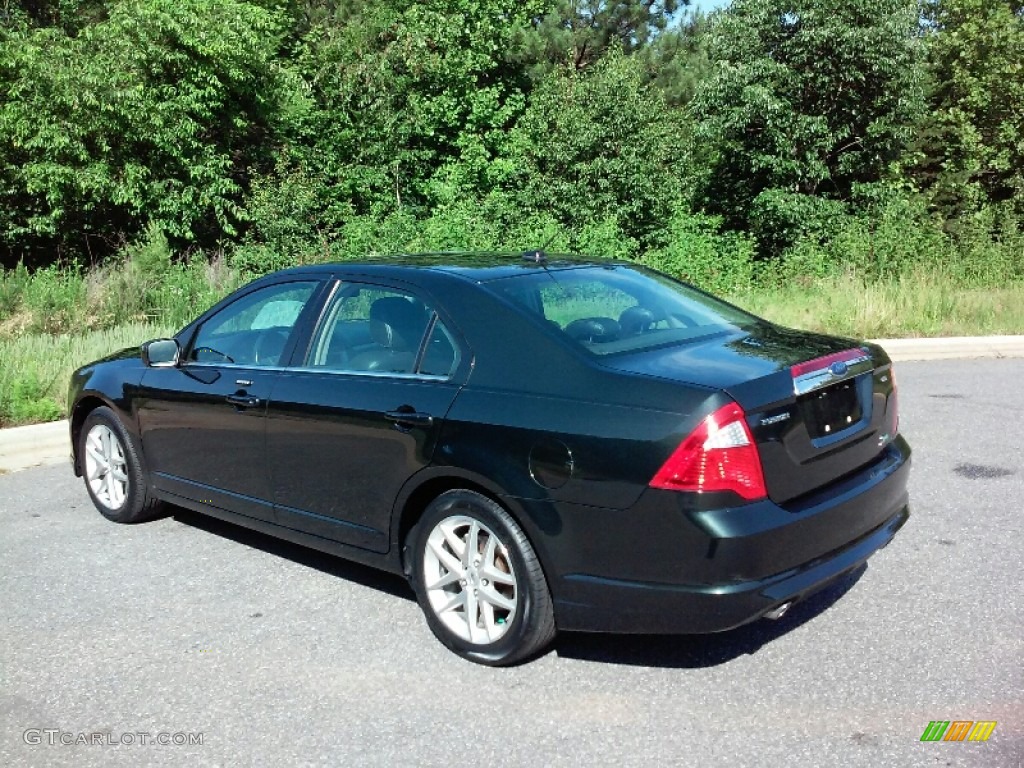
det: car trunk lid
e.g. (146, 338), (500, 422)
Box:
(601, 324), (898, 504)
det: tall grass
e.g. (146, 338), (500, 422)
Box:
(0, 323), (175, 426)
(729, 271), (1024, 339)
(0, 228), (239, 337)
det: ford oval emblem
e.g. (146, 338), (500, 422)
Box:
(829, 361), (849, 376)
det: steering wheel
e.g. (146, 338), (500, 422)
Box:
(192, 346), (235, 363)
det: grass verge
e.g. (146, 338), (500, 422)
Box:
(0, 323), (175, 427)
(729, 273), (1024, 339)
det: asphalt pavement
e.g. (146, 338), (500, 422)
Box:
(1, 358), (1021, 767)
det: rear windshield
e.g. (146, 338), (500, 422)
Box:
(488, 265), (760, 356)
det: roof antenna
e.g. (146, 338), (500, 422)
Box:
(521, 228), (560, 264)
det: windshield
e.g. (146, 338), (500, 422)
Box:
(489, 265), (760, 356)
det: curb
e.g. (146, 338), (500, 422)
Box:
(2, 336), (1023, 475)
(0, 420), (69, 474)
(868, 335), (1024, 362)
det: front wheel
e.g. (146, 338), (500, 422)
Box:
(79, 406), (163, 524)
(409, 490), (556, 666)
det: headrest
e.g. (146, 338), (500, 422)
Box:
(564, 316), (620, 343)
(369, 297), (427, 351)
(619, 306), (656, 335)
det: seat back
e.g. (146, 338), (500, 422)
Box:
(347, 297), (429, 372)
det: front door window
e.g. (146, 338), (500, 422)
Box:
(189, 281), (318, 367)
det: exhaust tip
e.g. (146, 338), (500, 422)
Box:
(764, 601), (792, 620)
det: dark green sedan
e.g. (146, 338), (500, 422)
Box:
(68, 253), (910, 665)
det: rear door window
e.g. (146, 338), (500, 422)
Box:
(307, 283), (459, 377)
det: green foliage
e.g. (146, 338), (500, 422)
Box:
(19, 263), (88, 334)
(0, 0), (1021, 306)
(642, 11), (714, 106)
(1, 1), (107, 32)
(233, 164), (337, 273)
(3, 372), (62, 424)
(96, 235), (241, 328)
(0, 261), (30, 317)
(767, 193), (1024, 285)
(734, 271), (1024, 339)
(91, 223), (234, 327)
(910, 0), (1024, 218)
(575, 217), (638, 260)
(0, 235), (239, 334)
(282, 0), (541, 221)
(504, 50), (688, 249)
(641, 210), (756, 294)
(511, 0), (681, 77)
(748, 189), (847, 258)
(690, 0), (925, 244)
(0, 322), (176, 426)
(0, 0), (289, 264)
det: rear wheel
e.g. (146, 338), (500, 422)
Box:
(409, 490), (555, 666)
(80, 406), (163, 523)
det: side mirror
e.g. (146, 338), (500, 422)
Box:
(142, 338), (180, 368)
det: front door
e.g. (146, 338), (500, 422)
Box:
(137, 279), (322, 521)
(266, 281), (467, 552)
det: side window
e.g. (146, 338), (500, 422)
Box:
(418, 319), (460, 377)
(189, 281), (318, 366)
(308, 285), (432, 375)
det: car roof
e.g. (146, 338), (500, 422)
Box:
(265, 252), (630, 283)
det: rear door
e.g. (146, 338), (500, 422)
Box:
(265, 279), (468, 552)
(137, 279), (323, 521)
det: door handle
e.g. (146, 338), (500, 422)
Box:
(226, 394), (261, 408)
(385, 409), (434, 427)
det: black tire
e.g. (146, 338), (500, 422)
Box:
(408, 489), (556, 666)
(79, 406), (163, 524)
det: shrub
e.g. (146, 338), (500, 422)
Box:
(20, 263), (88, 334)
(641, 210), (756, 294)
(748, 189), (848, 259)
(574, 217), (638, 260)
(0, 261), (30, 319)
(5, 372), (62, 423)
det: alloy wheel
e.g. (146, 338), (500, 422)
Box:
(422, 515), (519, 644)
(84, 424), (129, 511)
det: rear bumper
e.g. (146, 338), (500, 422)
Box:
(548, 438), (911, 634)
(554, 504), (907, 633)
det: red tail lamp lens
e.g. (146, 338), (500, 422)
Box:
(650, 402), (767, 501)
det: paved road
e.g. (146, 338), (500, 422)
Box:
(1, 359), (1021, 768)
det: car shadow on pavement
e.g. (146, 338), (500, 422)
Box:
(554, 564), (867, 668)
(170, 507), (415, 602)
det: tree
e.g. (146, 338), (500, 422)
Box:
(911, 0), (1024, 219)
(503, 50), (688, 247)
(273, 0), (544, 222)
(641, 10), (713, 106)
(1, 0), (107, 32)
(511, 0), (682, 77)
(689, 0), (925, 247)
(0, 0), (288, 266)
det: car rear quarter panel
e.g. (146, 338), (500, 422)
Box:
(426, 279), (722, 506)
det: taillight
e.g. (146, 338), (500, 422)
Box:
(650, 402), (767, 501)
